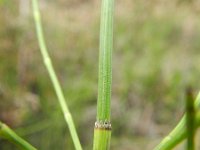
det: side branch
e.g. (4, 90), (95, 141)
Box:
(31, 0), (82, 150)
(154, 92), (200, 150)
(0, 121), (37, 150)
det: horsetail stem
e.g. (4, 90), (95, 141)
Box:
(93, 0), (114, 149)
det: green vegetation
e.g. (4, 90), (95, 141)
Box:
(0, 0), (200, 150)
(93, 0), (114, 149)
(153, 92), (200, 150)
(31, 0), (82, 149)
(0, 121), (36, 150)
(186, 88), (195, 150)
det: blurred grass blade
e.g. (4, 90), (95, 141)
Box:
(186, 88), (195, 150)
(93, 0), (114, 149)
(154, 92), (200, 150)
(31, 0), (82, 150)
(0, 121), (37, 150)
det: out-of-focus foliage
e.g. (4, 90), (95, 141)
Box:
(0, 0), (200, 149)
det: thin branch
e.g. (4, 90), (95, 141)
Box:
(0, 121), (37, 150)
(154, 92), (200, 150)
(31, 0), (82, 150)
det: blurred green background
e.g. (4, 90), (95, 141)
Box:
(0, 0), (200, 149)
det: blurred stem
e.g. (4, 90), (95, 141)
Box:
(186, 88), (195, 150)
(93, 129), (111, 150)
(31, 0), (82, 150)
(93, 0), (114, 149)
(0, 121), (37, 150)
(154, 92), (200, 150)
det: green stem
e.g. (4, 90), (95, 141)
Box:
(93, 0), (114, 149)
(93, 129), (111, 150)
(0, 121), (37, 150)
(154, 92), (200, 150)
(186, 88), (195, 150)
(31, 1), (82, 150)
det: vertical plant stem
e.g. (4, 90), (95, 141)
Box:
(154, 92), (200, 150)
(186, 88), (195, 150)
(31, 0), (82, 150)
(93, 0), (114, 149)
(0, 121), (37, 150)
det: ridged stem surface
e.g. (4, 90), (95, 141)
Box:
(97, 0), (114, 121)
(93, 0), (114, 149)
